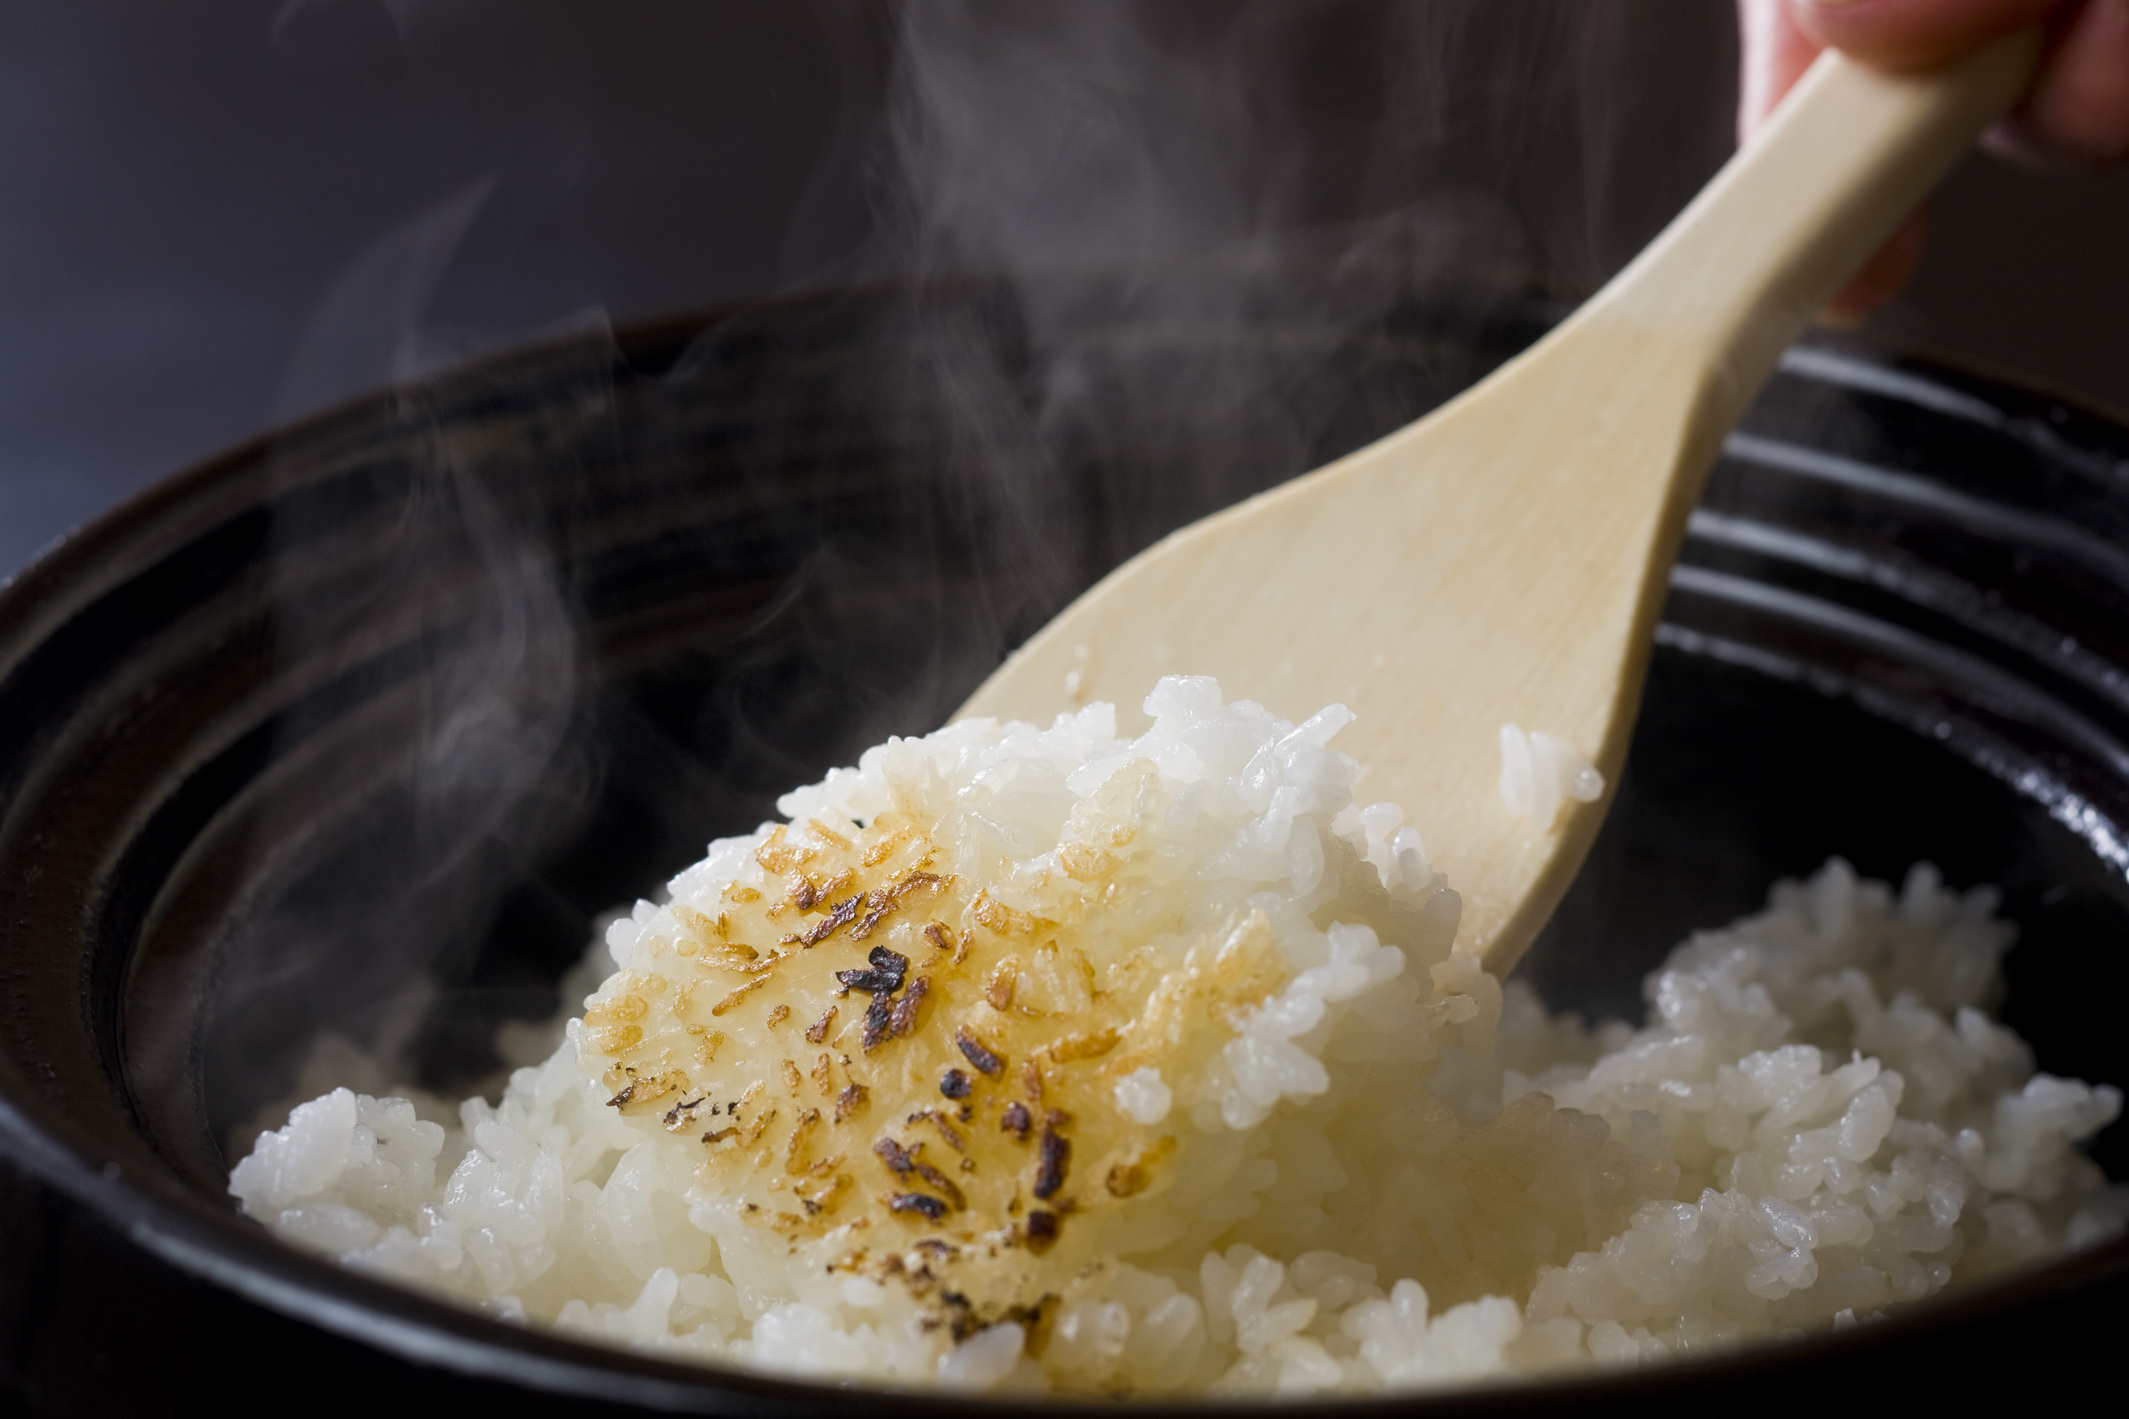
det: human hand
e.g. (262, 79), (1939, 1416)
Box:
(1737, 0), (2129, 320)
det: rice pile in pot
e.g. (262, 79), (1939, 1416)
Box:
(231, 677), (2128, 1396)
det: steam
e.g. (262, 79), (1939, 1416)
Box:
(873, 2), (1734, 297)
(198, 159), (606, 1132)
(193, 1), (1739, 1143)
(273, 177), (496, 422)
(850, 0), (1738, 624)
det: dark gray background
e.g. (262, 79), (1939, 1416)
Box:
(3, 0), (2124, 580)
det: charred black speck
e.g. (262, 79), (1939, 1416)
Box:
(955, 1027), (1004, 1076)
(850, 888), (897, 942)
(874, 1134), (963, 1208)
(1001, 1102), (1031, 1141)
(888, 976), (929, 1037)
(1024, 1209), (1061, 1252)
(836, 945), (910, 995)
(861, 992), (893, 1051)
(940, 1069), (972, 1099)
(801, 895), (863, 947)
(889, 1191), (949, 1221)
(805, 1006), (837, 1044)
(661, 1097), (708, 1131)
(1034, 1125), (1070, 1200)
(874, 1137), (916, 1173)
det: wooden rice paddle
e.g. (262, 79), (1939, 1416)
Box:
(959, 38), (2041, 974)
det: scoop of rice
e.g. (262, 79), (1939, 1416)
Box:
(230, 677), (2127, 1395)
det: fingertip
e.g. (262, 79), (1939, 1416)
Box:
(1980, 117), (2118, 172)
(1788, 0), (2066, 71)
(2019, 0), (2129, 164)
(1739, 0), (1826, 141)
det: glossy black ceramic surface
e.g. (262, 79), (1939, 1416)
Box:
(0, 277), (2123, 1413)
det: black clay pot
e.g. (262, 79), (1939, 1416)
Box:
(0, 273), (2123, 1414)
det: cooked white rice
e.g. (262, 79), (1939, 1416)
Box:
(231, 677), (2126, 1396)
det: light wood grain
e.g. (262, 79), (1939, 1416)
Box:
(960, 37), (2039, 972)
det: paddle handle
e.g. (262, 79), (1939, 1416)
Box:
(1591, 31), (2041, 429)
